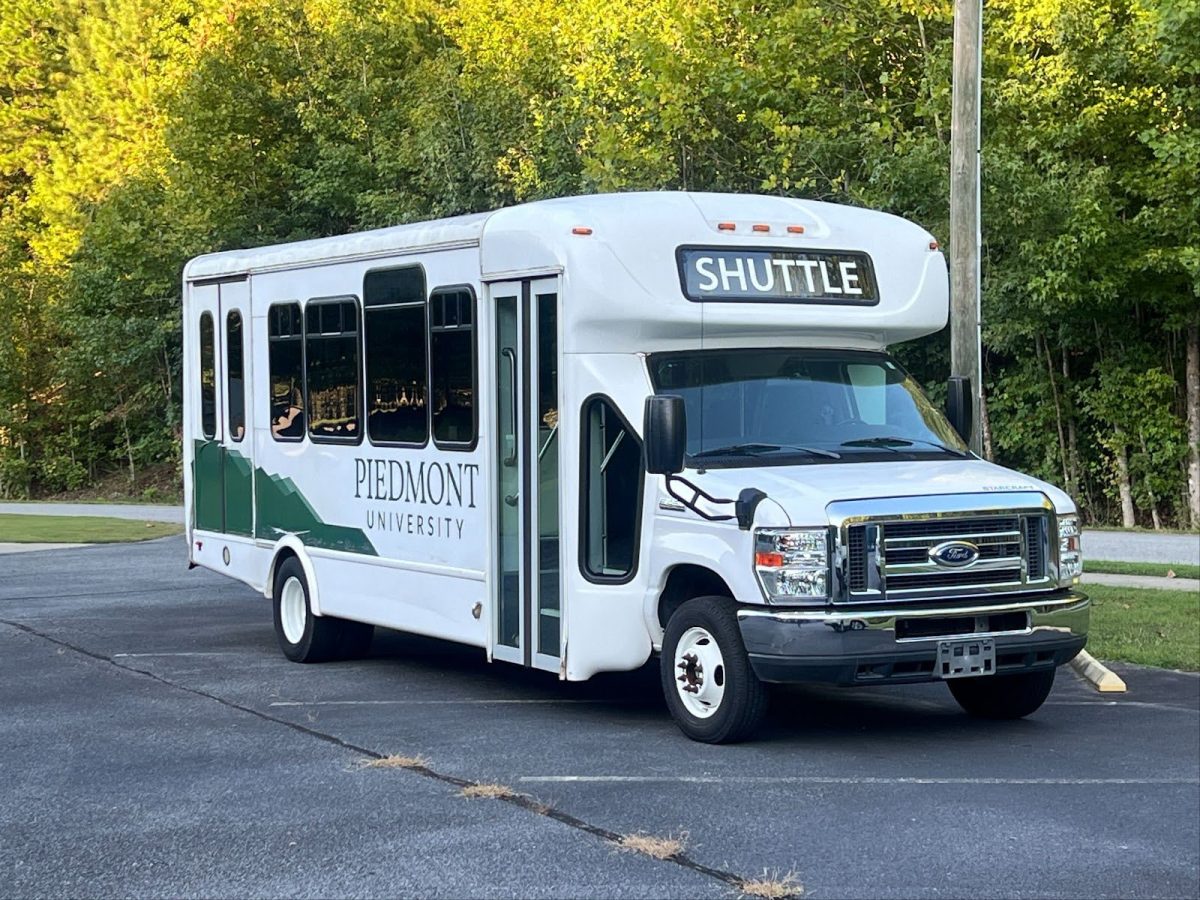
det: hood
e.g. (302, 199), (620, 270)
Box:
(682, 457), (1076, 527)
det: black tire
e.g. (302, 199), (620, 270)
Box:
(272, 557), (366, 663)
(660, 596), (768, 743)
(948, 667), (1056, 719)
(336, 620), (375, 660)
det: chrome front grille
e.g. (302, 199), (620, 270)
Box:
(834, 497), (1055, 604)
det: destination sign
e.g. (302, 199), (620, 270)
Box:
(677, 247), (879, 305)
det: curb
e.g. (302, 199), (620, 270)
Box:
(1069, 651), (1127, 693)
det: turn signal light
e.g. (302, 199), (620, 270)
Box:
(755, 551), (786, 568)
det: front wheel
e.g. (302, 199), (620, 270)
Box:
(948, 668), (1056, 719)
(660, 596), (768, 743)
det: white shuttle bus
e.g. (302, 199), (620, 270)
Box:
(183, 192), (1088, 742)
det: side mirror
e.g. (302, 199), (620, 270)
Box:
(946, 375), (973, 444)
(644, 395), (687, 475)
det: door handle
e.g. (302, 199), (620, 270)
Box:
(502, 347), (517, 466)
(504, 493), (519, 507)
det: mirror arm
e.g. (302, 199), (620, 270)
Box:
(663, 473), (736, 524)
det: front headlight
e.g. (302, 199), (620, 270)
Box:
(754, 528), (830, 602)
(1058, 514), (1082, 584)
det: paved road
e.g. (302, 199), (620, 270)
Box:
(3, 543), (1199, 898)
(0, 501), (184, 524)
(1084, 530), (1199, 566)
(1082, 572), (1200, 592)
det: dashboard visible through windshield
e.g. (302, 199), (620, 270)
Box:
(648, 348), (969, 467)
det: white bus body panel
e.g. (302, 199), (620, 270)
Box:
(182, 191), (1030, 685)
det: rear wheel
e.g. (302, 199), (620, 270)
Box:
(660, 596), (768, 743)
(948, 668), (1056, 719)
(272, 557), (373, 662)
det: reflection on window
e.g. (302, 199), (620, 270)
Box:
(365, 266), (427, 444)
(305, 299), (360, 441)
(582, 398), (642, 580)
(268, 303), (305, 442)
(431, 288), (475, 447)
(226, 310), (245, 441)
(650, 349), (967, 457)
(199, 312), (216, 439)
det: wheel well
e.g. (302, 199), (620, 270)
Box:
(657, 565), (734, 629)
(267, 547), (299, 597)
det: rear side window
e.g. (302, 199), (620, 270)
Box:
(430, 287), (476, 447)
(199, 312), (216, 439)
(305, 298), (361, 442)
(580, 397), (643, 581)
(365, 266), (428, 445)
(226, 310), (245, 441)
(268, 303), (305, 442)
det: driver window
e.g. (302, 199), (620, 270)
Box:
(846, 364), (887, 425)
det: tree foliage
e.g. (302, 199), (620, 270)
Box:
(0, 0), (1195, 526)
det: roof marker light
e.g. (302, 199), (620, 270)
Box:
(752, 224), (770, 233)
(787, 225), (805, 234)
(572, 226), (593, 235)
(929, 239), (940, 250)
(717, 222), (736, 231)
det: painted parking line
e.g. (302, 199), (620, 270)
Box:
(517, 775), (1200, 785)
(269, 698), (618, 707)
(1046, 700), (1199, 713)
(113, 652), (243, 658)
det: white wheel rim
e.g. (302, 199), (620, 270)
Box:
(280, 576), (307, 645)
(673, 626), (726, 719)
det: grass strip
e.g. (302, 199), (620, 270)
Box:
(0, 513), (181, 544)
(1086, 560), (1200, 580)
(1086, 584), (1199, 672)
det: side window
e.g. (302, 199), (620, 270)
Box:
(430, 287), (476, 447)
(581, 397), (643, 581)
(226, 310), (245, 441)
(199, 312), (216, 439)
(364, 266), (428, 445)
(268, 303), (305, 442)
(305, 298), (361, 442)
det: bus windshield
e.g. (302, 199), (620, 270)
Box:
(648, 349), (969, 466)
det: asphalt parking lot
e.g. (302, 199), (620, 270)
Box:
(2, 537), (1198, 899)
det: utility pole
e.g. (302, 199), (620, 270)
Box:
(950, 0), (984, 455)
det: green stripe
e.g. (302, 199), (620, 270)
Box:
(254, 467), (377, 556)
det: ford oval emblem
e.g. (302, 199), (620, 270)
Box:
(929, 540), (980, 568)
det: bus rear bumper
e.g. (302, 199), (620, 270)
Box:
(737, 591), (1089, 686)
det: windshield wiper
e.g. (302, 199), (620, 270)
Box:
(841, 436), (970, 457)
(691, 442), (841, 460)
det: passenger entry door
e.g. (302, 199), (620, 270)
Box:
(491, 278), (562, 671)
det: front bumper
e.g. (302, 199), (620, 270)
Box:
(738, 590), (1089, 685)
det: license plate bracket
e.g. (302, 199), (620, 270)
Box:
(936, 638), (996, 679)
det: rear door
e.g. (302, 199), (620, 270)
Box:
(190, 278), (253, 536)
(191, 283), (224, 532)
(220, 280), (253, 536)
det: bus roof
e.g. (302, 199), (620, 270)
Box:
(184, 192), (948, 349)
(182, 192), (931, 278)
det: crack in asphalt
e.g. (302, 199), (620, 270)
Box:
(1, 618), (789, 898)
